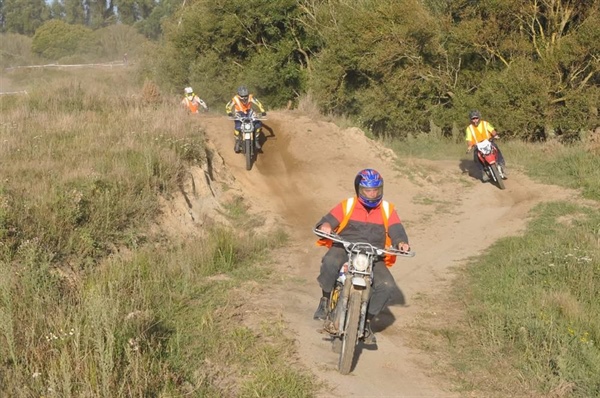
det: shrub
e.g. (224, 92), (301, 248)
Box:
(31, 20), (94, 60)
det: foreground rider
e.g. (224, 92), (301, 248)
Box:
(465, 110), (507, 181)
(181, 87), (208, 113)
(314, 168), (410, 344)
(225, 86), (267, 153)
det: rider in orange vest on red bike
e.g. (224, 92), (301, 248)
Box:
(465, 110), (507, 182)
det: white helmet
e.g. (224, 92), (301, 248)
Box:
(184, 87), (193, 95)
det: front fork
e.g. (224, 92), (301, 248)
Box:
(326, 278), (371, 338)
(325, 279), (349, 334)
(358, 284), (371, 339)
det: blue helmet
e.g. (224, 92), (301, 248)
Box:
(354, 168), (384, 208)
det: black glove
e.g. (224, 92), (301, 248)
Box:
(261, 112), (267, 117)
(227, 112), (233, 117)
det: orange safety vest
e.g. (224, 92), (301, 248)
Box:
(467, 121), (492, 144)
(232, 94), (254, 113)
(317, 197), (397, 267)
(184, 97), (199, 113)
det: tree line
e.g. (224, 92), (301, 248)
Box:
(0, 0), (172, 37)
(3, 0), (599, 139)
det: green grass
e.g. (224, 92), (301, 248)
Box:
(449, 202), (600, 396)
(0, 68), (316, 397)
(503, 140), (600, 201)
(390, 131), (600, 396)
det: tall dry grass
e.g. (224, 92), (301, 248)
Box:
(0, 68), (315, 397)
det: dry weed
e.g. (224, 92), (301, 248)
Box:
(584, 127), (600, 154)
(141, 79), (161, 103)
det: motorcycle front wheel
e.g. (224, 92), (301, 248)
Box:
(490, 163), (505, 190)
(338, 289), (361, 374)
(245, 139), (252, 170)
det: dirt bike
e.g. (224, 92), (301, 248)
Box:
(230, 110), (267, 171)
(313, 228), (415, 375)
(475, 138), (506, 190)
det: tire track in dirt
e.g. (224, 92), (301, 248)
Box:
(194, 111), (582, 397)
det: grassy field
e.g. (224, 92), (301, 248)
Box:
(2, 65), (599, 397)
(0, 68), (316, 397)
(392, 129), (600, 396)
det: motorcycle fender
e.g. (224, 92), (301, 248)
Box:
(352, 277), (367, 287)
(243, 132), (252, 140)
(479, 152), (496, 165)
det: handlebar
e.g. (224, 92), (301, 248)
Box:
(227, 111), (267, 121)
(313, 228), (415, 257)
(228, 116), (268, 121)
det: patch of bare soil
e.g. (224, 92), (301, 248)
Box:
(164, 110), (583, 397)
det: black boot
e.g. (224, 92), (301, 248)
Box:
(254, 129), (262, 150)
(313, 297), (329, 320)
(363, 314), (377, 344)
(234, 138), (242, 153)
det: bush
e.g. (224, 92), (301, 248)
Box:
(31, 20), (94, 60)
(0, 33), (34, 68)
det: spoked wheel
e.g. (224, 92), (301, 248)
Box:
(490, 164), (505, 190)
(245, 139), (252, 170)
(338, 289), (361, 374)
(332, 338), (342, 353)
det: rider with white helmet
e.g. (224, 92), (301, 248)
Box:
(181, 86), (208, 114)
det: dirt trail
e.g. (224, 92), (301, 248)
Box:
(192, 111), (580, 397)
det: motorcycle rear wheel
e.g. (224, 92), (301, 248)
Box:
(338, 289), (361, 374)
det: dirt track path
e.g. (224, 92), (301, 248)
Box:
(196, 111), (579, 397)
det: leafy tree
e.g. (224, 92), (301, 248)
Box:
(87, 0), (114, 28)
(135, 0), (181, 39)
(0, 0), (5, 31)
(1, 0), (49, 35)
(31, 19), (94, 59)
(157, 0), (318, 107)
(48, 0), (65, 20)
(306, 0), (447, 136)
(63, 0), (85, 25)
(94, 23), (147, 59)
(446, 0), (600, 138)
(110, 0), (157, 26)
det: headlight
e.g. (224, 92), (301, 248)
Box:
(476, 141), (492, 155)
(243, 122), (253, 131)
(353, 253), (369, 272)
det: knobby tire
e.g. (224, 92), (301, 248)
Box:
(490, 163), (505, 190)
(245, 139), (252, 170)
(338, 289), (361, 374)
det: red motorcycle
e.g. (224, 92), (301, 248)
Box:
(475, 139), (506, 190)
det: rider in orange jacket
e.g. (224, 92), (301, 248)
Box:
(314, 168), (410, 344)
(225, 86), (266, 153)
(181, 86), (208, 113)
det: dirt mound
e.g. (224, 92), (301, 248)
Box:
(166, 110), (581, 397)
